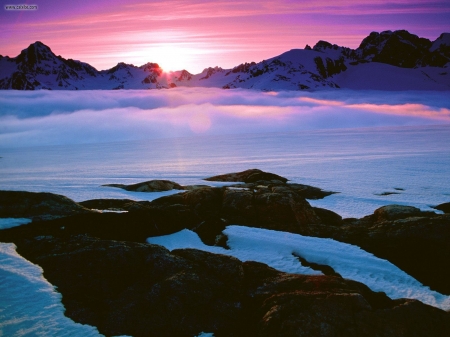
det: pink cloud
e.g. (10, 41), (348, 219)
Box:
(347, 103), (450, 121)
(1, 1), (448, 73)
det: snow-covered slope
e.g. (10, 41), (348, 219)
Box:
(1, 29), (449, 91)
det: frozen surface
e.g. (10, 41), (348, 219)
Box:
(1, 123), (449, 218)
(0, 243), (103, 336)
(0, 218), (32, 230)
(1, 89), (449, 218)
(147, 226), (450, 311)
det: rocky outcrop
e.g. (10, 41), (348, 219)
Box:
(0, 190), (94, 221)
(356, 30), (450, 68)
(78, 198), (151, 212)
(2, 233), (449, 337)
(103, 179), (185, 192)
(372, 205), (427, 221)
(205, 168), (289, 183)
(2, 174), (450, 336)
(296, 206), (450, 294)
(433, 202), (450, 213)
(151, 183), (321, 234)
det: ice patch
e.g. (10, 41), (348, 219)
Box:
(147, 225), (450, 311)
(0, 242), (103, 336)
(0, 218), (32, 230)
(91, 209), (128, 213)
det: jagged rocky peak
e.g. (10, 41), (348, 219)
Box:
(230, 62), (256, 74)
(356, 30), (434, 67)
(312, 40), (356, 59)
(431, 32), (450, 54)
(199, 66), (223, 80)
(140, 62), (163, 75)
(107, 62), (137, 73)
(312, 40), (334, 51)
(176, 69), (193, 81)
(15, 41), (59, 68)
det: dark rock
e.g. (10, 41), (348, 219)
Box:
(372, 205), (425, 221)
(78, 198), (151, 212)
(204, 169), (288, 183)
(293, 252), (341, 277)
(297, 207), (450, 294)
(375, 191), (401, 196)
(183, 184), (211, 190)
(312, 207), (342, 225)
(103, 179), (185, 192)
(7, 234), (450, 337)
(152, 184), (322, 233)
(250, 272), (449, 337)
(191, 218), (228, 247)
(433, 202), (450, 214)
(253, 187), (320, 231)
(357, 30), (433, 68)
(221, 188), (255, 224)
(287, 183), (336, 199)
(0, 190), (94, 221)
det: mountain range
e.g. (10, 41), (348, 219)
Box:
(0, 30), (449, 91)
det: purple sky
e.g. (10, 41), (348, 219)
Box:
(1, 0), (449, 73)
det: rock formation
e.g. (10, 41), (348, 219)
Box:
(0, 190), (94, 221)
(1, 233), (448, 337)
(1, 170), (450, 336)
(103, 179), (184, 192)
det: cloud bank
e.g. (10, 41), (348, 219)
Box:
(0, 88), (449, 148)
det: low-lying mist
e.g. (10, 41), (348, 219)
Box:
(1, 88), (449, 148)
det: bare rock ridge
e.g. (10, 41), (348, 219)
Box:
(0, 190), (95, 221)
(1, 170), (450, 336)
(1, 232), (450, 336)
(1, 29), (449, 90)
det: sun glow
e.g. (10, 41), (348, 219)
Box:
(118, 42), (212, 72)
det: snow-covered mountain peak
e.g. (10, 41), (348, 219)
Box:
(431, 33), (450, 52)
(1, 31), (449, 91)
(174, 69), (193, 81)
(140, 62), (163, 74)
(15, 41), (61, 71)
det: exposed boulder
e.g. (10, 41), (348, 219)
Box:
(371, 205), (425, 221)
(433, 202), (450, 214)
(286, 183), (336, 199)
(103, 179), (185, 192)
(204, 168), (288, 183)
(0, 190), (94, 221)
(78, 198), (151, 212)
(312, 207), (343, 225)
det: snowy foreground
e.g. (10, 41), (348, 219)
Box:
(1, 219), (450, 336)
(0, 242), (103, 337)
(148, 225), (450, 311)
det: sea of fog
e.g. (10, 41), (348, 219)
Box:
(1, 88), (450, 218)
